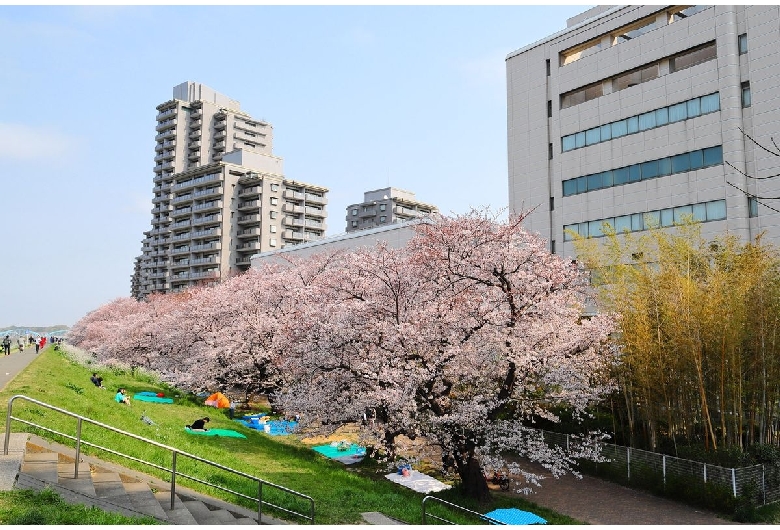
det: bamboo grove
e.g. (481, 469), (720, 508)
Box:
(574, 222), (780, 453)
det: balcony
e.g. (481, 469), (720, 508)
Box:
(155, 119), (177, 132)
(150, 227), (170, 236)
(283, 230), (304, 241)
(305, 193), (327, 205)
(171, 207), (192, 218)
(191, 256), (216, 265)
(238, 200), (260, 211)
(188, 151), (200, 161)
(152, 194), (170, 204)
(152, 183), (171, 194)
(170, 246), (190, 256)
(191, 109), (202, 119)
(305, 207), (326, 217)
(191, 270), (218, 280)
(171, 260), (189, 269)
(155, 142), (165, 153)
(189, 130), (201, 140)
(172, 194), (193, 205)
(193, 200), (222, 213)
(237, 227), (261, 239)
(213, 141), (226, 150)
(192, 214), (222, 226)
(237, 214), (260, 225)
(282, 216), (304, 227)
(191, 242), (220, 252)
(236, 241), (261, 251)
(156, 108), (177, 121)
(283, 190), (304, 201)
(360, 208), (376, 218)
(193, 186), (222, 199)
(191, 228), (221, 240)
(149, 272), (170, 280)
(172, 272), (190, 280)
(171, 219), (190, 228)
(214, 129), (226, 140)
(163, 150), (176, 160)
(235, 257), (252, 266)
(155, 129), (175, 141)
(238, 186), (261, 197)
(189, 140), (201, 149)
(172, 233), (190, 242)
(154, 153), (165, 163)
(282, 203), (304, 214)
(190, 118), (202, 130)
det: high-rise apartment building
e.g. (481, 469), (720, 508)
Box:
(345, 187), (438, 232)
(132, 82), (329, 299)
(507, 5), (780, 257)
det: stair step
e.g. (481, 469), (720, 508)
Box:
(92, 472), (132, 505)
(155, 491), (198, 525)
(0, 454), (24, 491)
(183, 499), (229, 525)
(20, 452), (58, 482)
(123, 481), (169, 520)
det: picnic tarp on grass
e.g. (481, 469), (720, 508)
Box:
(483, 508), (547, 525)
(133, 391), (174, 404)
(312, 444), (366, 464)
(234, 418), (297, 436)
(184, 428), (246, 439)
(384, 470), (451, 493)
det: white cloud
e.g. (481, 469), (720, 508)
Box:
(0, 123), (83, 161)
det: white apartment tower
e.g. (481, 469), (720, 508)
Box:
(345, 187), (438, 232)
(132, 82), (329, 299)
(507, 6), (780, 257)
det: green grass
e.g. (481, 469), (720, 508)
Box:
(0, 346), (583, 524)
(0, 488), (159, 524)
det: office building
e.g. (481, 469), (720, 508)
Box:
(132, 82), (328, 299)
(345, 187), (438, 232)
(506, 5), (780, 257)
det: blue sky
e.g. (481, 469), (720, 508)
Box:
(0, 4), (590, 327)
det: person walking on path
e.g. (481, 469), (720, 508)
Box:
(3, 335), (10, 356)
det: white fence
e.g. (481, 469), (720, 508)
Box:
(539, 430), (779, 505)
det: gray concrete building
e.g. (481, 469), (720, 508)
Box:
(132, 82), (329, 299)
(252, 221), (422, 267)
(345, 187), (438, 232)
(507, 5), (780, 258)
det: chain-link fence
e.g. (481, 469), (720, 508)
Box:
(538, 430), (779, 506)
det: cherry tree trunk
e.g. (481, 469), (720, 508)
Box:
(458, 457), (490, 501)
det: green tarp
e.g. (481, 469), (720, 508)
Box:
(184, 428), (246, 439)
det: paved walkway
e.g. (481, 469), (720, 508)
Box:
(0, 345), (41, 392)
(508, 458), (735, 525)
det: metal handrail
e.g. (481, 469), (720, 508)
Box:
(4, 394), (315, 523)
(421, 495), (505, 525)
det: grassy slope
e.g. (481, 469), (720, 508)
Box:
(0, 488), (159, 525)
(0, 347), (583, 525)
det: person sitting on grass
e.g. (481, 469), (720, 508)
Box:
(187, 417), (210, 431)
(91, 373), (105, 389)
(115, 388), (131, 406)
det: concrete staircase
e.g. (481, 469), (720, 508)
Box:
(2, 433), (289, 525)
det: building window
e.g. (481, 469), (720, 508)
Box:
(741, 82), (751, 108)
(270, 197), (278, 206)
(269, 238), (277, 247)
(546, 59), (550, 76)
(749, 197), (758, 218)
(738, 33), (748, 55)
(563, 199), (728, 241)
(270, 183), (279, 192)
(550, 197), (554, 211)
(670, 42), (717, 73)
(379, 203), (386, 211)
(562, 146), (723, 197)
(551, 240), (556, 254)
(351, 220), (358, 228)
(548, 143), (553, 160)
(269, 211), (277, 219)
(380, 216), (387, 223)
(547, 100), (552, 118)
(270, 225), (277, 233)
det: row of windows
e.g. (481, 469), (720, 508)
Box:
(560, 41), (717, 110)
(562, 93), (720, 152)
(563, 199), (727, 241)
(563, 146), (723, 197)
(559, 6), (710, 67)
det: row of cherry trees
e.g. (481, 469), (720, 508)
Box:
(69, 210), (617, 499)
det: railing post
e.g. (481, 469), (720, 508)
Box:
(731, 468), (737, 498)
(627, 447), (630, 482)
(257, 481), (263, 524)
(762, 465), (766, 505)
(75, 418), (83, 478)
(703, 463), (707, 483)
(4, 397), (13, 455)
(662, 455), (666, 487)
(171, 451), (177, 509)
(309, 496), (315, 524)
(421, 496), (428, 524)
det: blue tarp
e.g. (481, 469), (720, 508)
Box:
(483, 508), (547, 525)
(233, 418), (298, 436)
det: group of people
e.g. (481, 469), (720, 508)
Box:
(2, 334), (52, 355)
